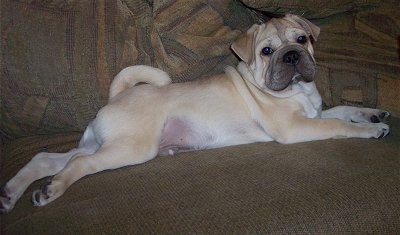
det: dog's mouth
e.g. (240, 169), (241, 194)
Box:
(266, 47), (316, 91)
(291, 72), (314, 85)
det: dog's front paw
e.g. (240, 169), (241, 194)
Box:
(369, 123), (390, 138)
(351, 109), (391, 124)
(369, 110), (391, 123)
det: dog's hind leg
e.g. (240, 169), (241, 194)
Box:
(0, 147), (96, 214)
(31, 138), (159, 207)
(0, 124), (99, 214)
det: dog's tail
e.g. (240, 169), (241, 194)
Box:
(109, 65), (172, 100)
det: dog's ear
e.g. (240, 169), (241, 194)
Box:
(231, 24), (260, 64)
(285, 14), (320, 42)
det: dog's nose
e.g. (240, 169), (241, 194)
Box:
(283, 50), (300, 65)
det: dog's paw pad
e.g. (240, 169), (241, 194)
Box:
(371, 111), (390, 123)
(379, 111), (390, 122)
(370, 115), (380, 123)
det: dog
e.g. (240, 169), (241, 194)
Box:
(0, 14), (390, 214)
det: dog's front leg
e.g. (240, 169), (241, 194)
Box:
(322, 106), (390, 123)
(31, 139), (159, 207)
(271, 116), (389, 144)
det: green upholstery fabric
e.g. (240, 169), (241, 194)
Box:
(1, 0), (399, 233)
(1, 119), (399, 234)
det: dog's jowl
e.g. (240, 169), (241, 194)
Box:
(0, 14), (390, 214)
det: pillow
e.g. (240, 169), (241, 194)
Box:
(239, 0), (385, 18)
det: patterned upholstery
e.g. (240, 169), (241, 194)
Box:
(1, 0), (399, 139)
(1, 1), (399, 233)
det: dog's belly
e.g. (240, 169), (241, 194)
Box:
(158, 117), (205, 156)
(158, 117), (272, 156)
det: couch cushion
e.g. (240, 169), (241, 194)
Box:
(1, 118), (399, 233)
(239, 0), (397, 18)
(1, 0), (253, 138)
(1, 1), (103, 137)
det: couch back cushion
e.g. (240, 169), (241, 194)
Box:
(1, 0), (253, 138)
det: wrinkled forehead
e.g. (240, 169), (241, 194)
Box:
(257, 18), (307, 46)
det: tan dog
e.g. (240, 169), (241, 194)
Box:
(0, 14), (390, 214)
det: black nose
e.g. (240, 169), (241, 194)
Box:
(283, 50), (300, 65)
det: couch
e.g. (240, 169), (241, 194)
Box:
(1, 0), (399, 233)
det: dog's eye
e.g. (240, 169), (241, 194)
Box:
(261, 47), (274, 55)
(297, 36), (308, 44)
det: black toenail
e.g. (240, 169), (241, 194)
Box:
(379, 132), (385, 138)
(370, 115), (380, 123)
(34, 192), (41, 203)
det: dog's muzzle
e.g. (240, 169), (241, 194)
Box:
(266, 45), (316, 91)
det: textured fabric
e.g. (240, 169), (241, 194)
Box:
(1, 119), (399, 234)
(1, 0), (102, 137)
(114, 0), (253, 80)
(312, 5), (400, 112)
(0, 0), (255, 138)
(1, 0), (399, 138)
(1, 1), (400, 234)
(239, 0), (397, 18)
(0, 133), (81, 179)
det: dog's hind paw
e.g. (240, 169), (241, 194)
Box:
(32, 180), (65, 207)
(32, 190), (47, 206)
(0, 185), (14, 215)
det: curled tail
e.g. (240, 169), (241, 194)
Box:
(109, 65), (172, 100)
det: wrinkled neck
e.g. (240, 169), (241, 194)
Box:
(236, 62), (300, 98)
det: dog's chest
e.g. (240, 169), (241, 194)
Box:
(290, 82), (322, 118)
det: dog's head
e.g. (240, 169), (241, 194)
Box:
(231, 14), (320, 91)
